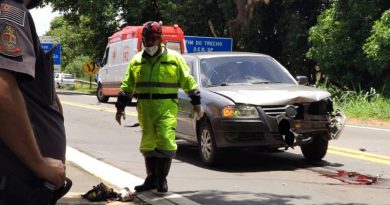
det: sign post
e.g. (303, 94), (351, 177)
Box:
(39, 36), (61, 72)
(184, 36), (233, 53)
(82, 61), (99, 88)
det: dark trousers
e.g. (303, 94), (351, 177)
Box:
(0, 175), (53, 205)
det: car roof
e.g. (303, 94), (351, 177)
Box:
(182, 51), (271, 59)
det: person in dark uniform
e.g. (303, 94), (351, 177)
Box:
(0, 0), (70, 204)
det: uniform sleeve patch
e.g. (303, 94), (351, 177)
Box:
(0, 3), (26, 27)
(0, 24), (23, 59)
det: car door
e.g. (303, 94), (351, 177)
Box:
(176, 56), (198, 142)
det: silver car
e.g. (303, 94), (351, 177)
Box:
(176, 52), (346, 166)
(54, 73), (75, 88)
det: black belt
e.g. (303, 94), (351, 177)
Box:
(136, 93), (178, 99)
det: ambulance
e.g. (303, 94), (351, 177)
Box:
(96, 24), (186, 102)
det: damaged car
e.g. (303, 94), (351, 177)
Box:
(176, 52), (346, 166)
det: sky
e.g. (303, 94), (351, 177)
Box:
(30, 5), (60, 36)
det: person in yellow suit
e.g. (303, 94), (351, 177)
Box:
(115, 21), (202, 193)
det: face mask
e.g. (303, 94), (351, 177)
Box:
(144, 46), (159, 56)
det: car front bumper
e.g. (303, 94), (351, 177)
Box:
(210, 109), (346, 148)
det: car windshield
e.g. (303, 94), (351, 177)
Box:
(199, 56), (296, 87)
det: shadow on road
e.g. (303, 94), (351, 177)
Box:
(176, 190), (366, 205)
(175, 141), (344, 173)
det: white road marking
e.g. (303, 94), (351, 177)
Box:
(66, 146), (201, 205)
(346, 125), (390, 132)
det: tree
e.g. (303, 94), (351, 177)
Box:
(237, 0), (329, 82)
(307, 0), (390, 91)
(46, 16), (92, 67)
(64, 55), (91, 78)
(363, 9), (390, 76)
(44, 0), (120, 60)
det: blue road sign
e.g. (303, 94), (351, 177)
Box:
(41, 43), (61, 65)
(185, 36), (233, 53)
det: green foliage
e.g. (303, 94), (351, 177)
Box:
(334, 88), (390, 120)
(46, 16), (94, 68)
(44, 0), (120, 60)
(307, 0), (389, 92)
(237, 0), (329, 83)
(43, 0), (390, 99)
(363, 9), (390, 75)
(63, 55), (91, 79)
(316, 82), (390, 120)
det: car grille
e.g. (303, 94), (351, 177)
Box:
(226, 132), (264, 142)
(260, 105), (288, 117)
(260, 100), (330, 118)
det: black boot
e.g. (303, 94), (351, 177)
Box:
(134, 157), (157, 192)
(156, 157), (172, 193)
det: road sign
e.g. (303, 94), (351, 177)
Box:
(82, 61), (99, 76)
(39, 36), (61, 72)
(184, 36), (233, 53)
(41, 43), (61, 64)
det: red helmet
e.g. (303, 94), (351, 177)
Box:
(142, 21), (162, 39)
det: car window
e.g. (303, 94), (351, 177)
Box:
(101, 47), (110, 67)
(61, 74), (73, 79)
(186, 59), (195, 75)
(199, 56), (296, 87)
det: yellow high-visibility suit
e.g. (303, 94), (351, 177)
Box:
(120, 46), (198, 156)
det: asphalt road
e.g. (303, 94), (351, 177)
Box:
(59, 92), (390, 205)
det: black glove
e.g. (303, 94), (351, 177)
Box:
(189, 90), (201, 106)
(115, 92), (131, 111)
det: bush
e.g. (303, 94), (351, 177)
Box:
(316, 82), (390, 120)
(63, 55), (91, 79)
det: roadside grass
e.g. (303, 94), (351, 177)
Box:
(74, 83), (96, 94)
(335, 91), (390, 120)
(60, 82), (96, 95)
(318, 85), (390, 121)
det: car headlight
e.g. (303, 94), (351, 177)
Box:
(222, 105), (259, 118)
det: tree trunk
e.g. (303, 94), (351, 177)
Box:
(228, 0), (270, 39)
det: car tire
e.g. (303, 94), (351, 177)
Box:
(96, 84), (109, 103)
(56, 82), (61, 88)
(300, 134), (329, 161)
(198, 121), (219, 166)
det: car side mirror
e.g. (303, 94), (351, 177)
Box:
(296, 76), (309, 85)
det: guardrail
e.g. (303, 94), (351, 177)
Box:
(75, 79), (97, 86)
(75, 79), (97, 89)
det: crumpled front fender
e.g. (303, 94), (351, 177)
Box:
(329, 109), (347, 139)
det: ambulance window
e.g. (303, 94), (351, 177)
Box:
(166, 42), (181, 53)
(102, 47), (110, 66)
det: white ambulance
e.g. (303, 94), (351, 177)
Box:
(96, 24), (186, 102)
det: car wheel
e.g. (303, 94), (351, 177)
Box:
(56, 82), (61, 88)
(96, 84), (109, 103)
(198, 121), (219, 166)
(300, 134), (329, 161)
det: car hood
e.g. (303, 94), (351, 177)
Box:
(206, 84), (331, 105)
